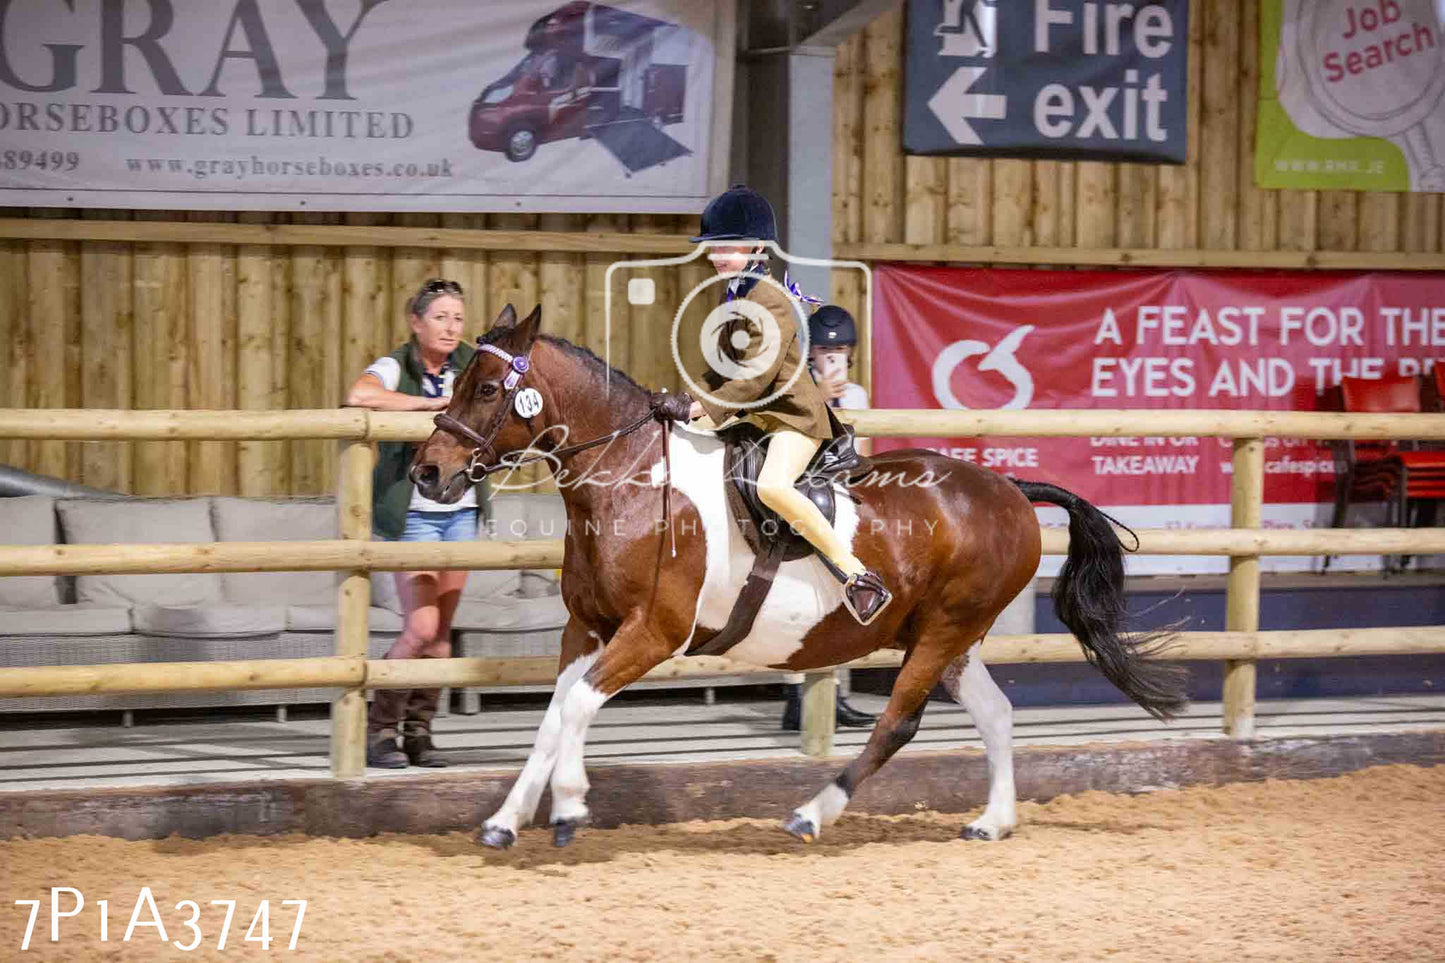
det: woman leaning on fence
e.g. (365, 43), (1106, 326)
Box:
(344, 278), (482, 769)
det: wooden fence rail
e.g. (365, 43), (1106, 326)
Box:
(3, 407), (1444, 772)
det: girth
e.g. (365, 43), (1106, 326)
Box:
(688, 411), (871, 657)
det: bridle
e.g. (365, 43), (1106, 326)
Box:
(432, 337), (661, 485)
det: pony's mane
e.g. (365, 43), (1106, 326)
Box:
(478, 327), (649, 396)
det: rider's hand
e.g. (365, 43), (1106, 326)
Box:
(649, 391), (695, 422)
(822, 371), (848, 400)
(422, 396), (450, 411)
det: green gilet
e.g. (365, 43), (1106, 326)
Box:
(371, 338), (483, 540)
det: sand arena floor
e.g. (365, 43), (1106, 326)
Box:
(2, 763), (1442, 962)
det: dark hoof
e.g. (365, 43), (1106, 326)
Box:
(552, 818), (586, 848)
(781, 812), (818, 843)
(478, 825), (516, 850)
(960, 824), (1011, 841)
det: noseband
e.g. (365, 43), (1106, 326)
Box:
(431, 338), (661, 484)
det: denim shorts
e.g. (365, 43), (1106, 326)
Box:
(398, 509), (479, 543)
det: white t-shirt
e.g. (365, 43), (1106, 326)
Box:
(835, 382), (870, 411)
(364, 354), (478, 513)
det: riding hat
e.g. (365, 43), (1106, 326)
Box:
(690, 184), (779, 243)
(808, 304), (858, 347)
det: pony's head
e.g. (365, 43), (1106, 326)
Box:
(410, 302), (544, 503)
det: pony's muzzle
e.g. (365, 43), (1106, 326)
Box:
(410, 462), (442, 499)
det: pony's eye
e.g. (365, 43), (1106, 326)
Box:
(478, 382), (498, 399)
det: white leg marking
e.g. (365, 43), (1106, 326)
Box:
(484, 648), (599, 837)
(946, 647), (1017, 840)
(792, 783), (851, 837)
(549, 679), (610, 824)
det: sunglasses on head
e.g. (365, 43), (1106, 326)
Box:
(421, 278), (463, 296)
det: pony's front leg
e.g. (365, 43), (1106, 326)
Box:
(479, 621), (603, 849)
(548, 611), (679, 847)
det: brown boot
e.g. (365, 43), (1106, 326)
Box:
(367, 688), (409, 769)
(402, 728), (447, 768)
(403, 685), (448, 768)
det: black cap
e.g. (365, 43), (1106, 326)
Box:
(690, 184), (778, 243)
(808, 304), (857, 347)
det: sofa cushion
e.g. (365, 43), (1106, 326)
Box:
(0, 605), (131, 636)
(132, 603), (285, 639)
(57, 499), (223, 607)
(0, 495), (61, 608)
(212, 497), (339, 606)
(468, 493), (566, 600)
(450, 594), (569, 633)
(459, 503), (522, 602)
(284, 605), (405, 634)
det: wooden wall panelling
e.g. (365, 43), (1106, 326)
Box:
(1399, 195), (1441, 254)
(130, 211), (188, 495)
(1157, 0), (1203, 249)
(1199, 0), (1239, 250)
(0, 210), (26, 470)
(269, 215), (293, 495)
(1235, 0), (1276, 251)
(863, 9), (903, 245)
(289, 213), (342, 495)
(833, 32), (864, 248)
(236, 211), (277, 497)
(185, 211), (235, 495)
(1318, 192), (1359, 250)
(27, 210), (79, 480)
(79, 209), (133, 493)
(945, 159), (991, 245)
(1075, 163), (1116, 249)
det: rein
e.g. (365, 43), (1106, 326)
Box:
(430, 337), (679, 555)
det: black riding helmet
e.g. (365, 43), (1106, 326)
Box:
(808, 304), (858, 347)
(690, 184), (778, 243)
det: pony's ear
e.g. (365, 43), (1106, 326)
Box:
(492, 304), (518, 330)
(516, 304), (542, 345)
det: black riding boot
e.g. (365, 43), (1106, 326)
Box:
(780, 684), (878, 731)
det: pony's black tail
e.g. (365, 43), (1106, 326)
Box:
(1013, 480), (1188, 721)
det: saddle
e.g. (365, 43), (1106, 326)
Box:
(688, 409), (871, 657)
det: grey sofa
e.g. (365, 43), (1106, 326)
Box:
(0, 493), (568, 714)
(0, 491), (786, 717)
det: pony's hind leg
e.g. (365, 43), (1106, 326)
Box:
(943, 642), (1017, 840)
(479, 621), (602, 849)
(783, 642), (957, 843)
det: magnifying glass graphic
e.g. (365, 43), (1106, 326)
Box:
(1277, 0), (1445, 190)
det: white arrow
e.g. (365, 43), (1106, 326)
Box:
(927, 65), (1006, 146)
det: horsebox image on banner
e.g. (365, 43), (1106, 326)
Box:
(1257, 0), (1445, 191)
(870, 264), (1445, 576)
(904, 0), (1189, 162)
(0, 0), (732, 212)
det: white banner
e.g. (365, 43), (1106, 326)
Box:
(0, 0), (732, 212)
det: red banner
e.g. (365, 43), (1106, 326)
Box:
(871, 266), (1445, 569)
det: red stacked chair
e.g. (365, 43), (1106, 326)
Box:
(1326, 372), (1445, 571)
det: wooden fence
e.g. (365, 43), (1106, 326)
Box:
(3, 407), (1445, 773)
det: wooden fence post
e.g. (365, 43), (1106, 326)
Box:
(1224, 436), (1263, 738)
(331, 435), (375, 777)
(799, 671), (836, 758)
